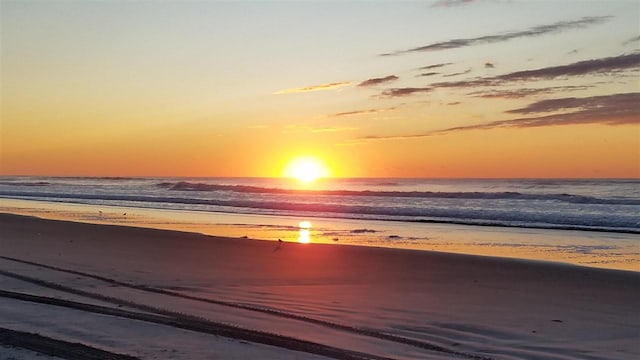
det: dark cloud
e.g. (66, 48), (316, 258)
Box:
(416, 72), (439, 77)
(433, 53), (640, 88)
(418, 62), (453, 70)
(432, 0), (476, 7)
(484, 62), (495, 68)
(442, 68), (472, 77)
(506, 92), (639, 114)
(497, 53), (640, 81)
(469, 86), (591, 99)
(380, 16), (610, 56)
(380, 87), (432, 97)
(361, 93), (640, 140)
(453, 94), (640, 130)
(358, 75), (399, 87)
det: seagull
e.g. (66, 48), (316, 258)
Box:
(274, 239), (283, 252)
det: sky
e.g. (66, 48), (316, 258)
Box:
(1, 0), (639, 178)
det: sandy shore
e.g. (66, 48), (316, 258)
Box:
(0, 213), (638, 359)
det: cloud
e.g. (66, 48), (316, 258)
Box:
(442, 68), (472, 77)
(380, 16), (610, 56)
(433, 53), (640, 88)
(274, 81), (352, 94)
(623, 35), (640, 46)
(380, 87), (432, 97)
(357, 75), (399, 87)
(361, 93), (640, 140)
(330, 106), (397, 117)
(416, 72), (439, 77)
(431, 0), (476, 8)
(506, 92), (639, 114)
(418, 62), (453, 70)
(455, 94), (640, 130)
(468, 85), (591, 99)
(496, 53), (640, 81)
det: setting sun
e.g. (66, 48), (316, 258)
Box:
(283, 156), (330, 183)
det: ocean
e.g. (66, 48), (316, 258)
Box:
(1, 176), (638, 270)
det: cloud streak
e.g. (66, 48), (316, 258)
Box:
(418, 62), (453, 70)
(330, 106), (397, 118)
(416, 72), (439, 77)
(623, 35), (640, 46)
(380, 87), (432, 97)
(274, 81), (352, 94)
(468, 85), (591, 99)
(506, 92), (639, 115)
(357, 75), (399, 87)
(362, 93), (640, 140)
(433, 53), (640, 88)
(381, 16), (611, 56)
(442, 68), (472, 77)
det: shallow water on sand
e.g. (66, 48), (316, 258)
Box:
(1, 198), (638, 272)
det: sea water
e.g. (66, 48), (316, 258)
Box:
(0, 177), (638, 270)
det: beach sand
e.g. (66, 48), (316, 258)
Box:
(0, 213), (638, 359)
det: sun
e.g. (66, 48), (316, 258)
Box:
(283, 156), (330, 183)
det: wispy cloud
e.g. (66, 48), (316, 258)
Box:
(623, 35), (640, 46)
(416, 72), (439, 77)
(381, 16), (611, 56)
(433, 53), (640, 88)
(431, 0), (477, 8)
(330, 106), (397, 118)
(468, 85), (591, 99)
(274, 81), (352, 94)
(361, 93), (640, 140)
(506, 92), (639, 115)
(442, 68), (472, 77)
(496, 53), (639, 81)
(380, 87), (432, 97)
(357, 75), (399, 87)
(418, 62), (453, 70)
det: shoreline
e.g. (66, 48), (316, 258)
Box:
(2, 212), (638, 276)
(1, 197), (639, 272)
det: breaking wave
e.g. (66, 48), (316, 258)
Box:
(1, 190), (638, 233)
(156, 181), (640, 206)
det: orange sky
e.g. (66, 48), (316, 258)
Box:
(1, 1), (639, 178)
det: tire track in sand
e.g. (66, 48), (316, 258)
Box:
(0, 289), (391, 360)
(0, 255), (493, 360)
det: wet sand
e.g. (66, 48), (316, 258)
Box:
(1, 213), (638, 359)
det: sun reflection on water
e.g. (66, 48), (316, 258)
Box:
(298, 221), (311, 243)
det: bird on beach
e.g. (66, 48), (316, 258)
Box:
(274, 239), (283, 252)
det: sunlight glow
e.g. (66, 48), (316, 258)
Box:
(283, 156), (330, 183)
(298, 221), (312, 243)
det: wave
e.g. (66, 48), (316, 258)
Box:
(0, 181), (50, 187)
(156, 181), (640, 206)
(2, 191), (638, 233)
